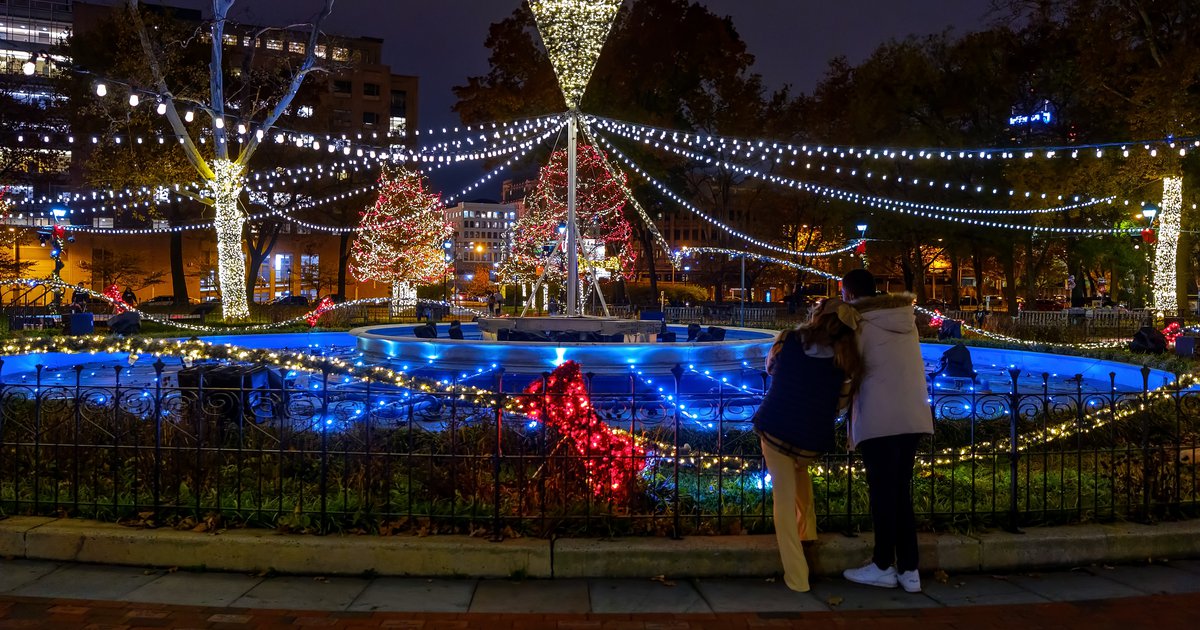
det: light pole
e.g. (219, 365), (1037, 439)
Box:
(1142, 205), (1158, 309)
(443, 239), (453, 303)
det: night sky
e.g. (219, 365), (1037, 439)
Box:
(104, 0), (997, 193)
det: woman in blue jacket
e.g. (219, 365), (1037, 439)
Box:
(752, 297), (862, 592)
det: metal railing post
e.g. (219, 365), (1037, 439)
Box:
(671, 363), (684, 539)
(492, 367), (506, 542)
(1006, 366), (1023, 534)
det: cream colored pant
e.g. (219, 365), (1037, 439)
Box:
(760, 437), (819, 592)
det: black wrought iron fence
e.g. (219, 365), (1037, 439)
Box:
(1, 362), (1197, 537)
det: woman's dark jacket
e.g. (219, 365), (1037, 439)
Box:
(751, 335), (845, 455)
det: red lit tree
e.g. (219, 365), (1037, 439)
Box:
(499, 144), (636, 291)
(349, 167), (452, 313)
(520, 360), (645, 500)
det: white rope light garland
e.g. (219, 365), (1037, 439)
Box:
(596, 131), (1139, 237)
(596, 118), (1134, 214)
(593, 115), (1200, 163)
(591, 132), (869, 256)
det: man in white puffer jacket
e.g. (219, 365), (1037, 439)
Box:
(839, 268), (934, 593)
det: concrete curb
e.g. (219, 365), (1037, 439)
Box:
(2, 516), (1199, 579)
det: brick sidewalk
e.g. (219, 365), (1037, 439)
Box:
(2, 592), (1199, 629)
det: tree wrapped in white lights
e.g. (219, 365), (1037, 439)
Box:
(1152, 176), (1183, 315)
(349, 167), (451, 315)
(125, 0), (335, 320)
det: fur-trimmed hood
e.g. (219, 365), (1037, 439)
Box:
(848, 292), (917, 314)
(849, 292), (917, 336)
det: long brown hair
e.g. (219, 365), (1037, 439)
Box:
(767, 302), (863, 396)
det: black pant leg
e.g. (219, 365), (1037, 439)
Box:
(893, 433), (922, 572)
(859, 436), (897, 570)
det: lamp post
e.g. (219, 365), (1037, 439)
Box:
(1142, 205), (1158, 309)
(443, 239), (453, 303)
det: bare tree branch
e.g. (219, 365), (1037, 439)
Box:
(236, 0), (336, 165)
(126, 0), (214, 180)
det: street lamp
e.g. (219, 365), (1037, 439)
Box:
(1142, 205), (1158, 222)
(856, 223), (868, 234)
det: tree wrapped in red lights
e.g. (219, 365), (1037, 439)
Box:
(349, 167), (452, 314)
(521, 360), (645, 501)
(500, 144), (637, 288)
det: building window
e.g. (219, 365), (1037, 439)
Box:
(389, 117), (406, 137)
(288, 41), (306, 55)
(152, 219), (169, 230)
(332, 80), (352, 95)
(314, 44), (326, 58)
(297, 105), (314, 118)
(222, 34), (238, 46)
(390, 90), (407, 116)
(93, 217), (113, 228)
(333, 109), (352, 127)
(362, 112), (379, 126)
(363, 83), (380, 97)
(300, 254), (319, 298)
(200, 269), (218, 294)
(266, 39), (283, 51)
(274, 253), (293, 298)
(254, 260), (270, 303)
(332, 47), (350, 61)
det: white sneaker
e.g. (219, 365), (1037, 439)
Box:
(843, 562), (898, 588)
(897, 569), (921, 593)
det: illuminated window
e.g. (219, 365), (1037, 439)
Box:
(222, 34), (238, 46)
(266, 39), (283, 51)
(300, 254), (320, 298)
(297, 105), (314, 118)
(332, 47), (350, 61)
(289, 41), (305, 55)
(389, 116), (406, 137)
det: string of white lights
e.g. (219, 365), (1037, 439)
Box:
(594, 115), (1200, 162)
(597, 124), (1117, 217)
(6, 115), (562, 220)
(592, 134), (871, 255)
(597, 118), (1135, 213)
(597, 132), (1139, 236)
(577, 122), (672, 258)
(0, 279), (485, 332)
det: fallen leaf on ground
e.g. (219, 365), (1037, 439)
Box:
(826, 596), (844, 607)
(934, 569), (949, 584)
(650, 575), (676, 587)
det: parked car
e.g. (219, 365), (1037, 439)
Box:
(142, 295), (198, 306)
(270, 295), (310, 308)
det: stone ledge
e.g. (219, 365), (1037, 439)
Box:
(2, 517), (1198, 578)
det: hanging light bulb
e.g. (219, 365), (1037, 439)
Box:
(128, 94), (139, 107)
(237, 124), (246, 135)
(184, 110), (194, 122)
(214, 117), (225, 129)
(22, 59), (36, 75)
(95, 83), (107, 97)
(156, 102), (167, 115)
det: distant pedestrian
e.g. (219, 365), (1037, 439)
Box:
(753, 297), (862, 592)
(492, 290), (503, 316)
(486, 292), (497, 317)
(121, 286), (137, 307)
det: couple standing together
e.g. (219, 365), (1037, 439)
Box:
(752, 268), (933, 593)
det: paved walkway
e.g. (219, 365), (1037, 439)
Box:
(2, 558), (1200, 628)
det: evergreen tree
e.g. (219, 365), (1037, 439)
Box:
(350, 168), (452, 313)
